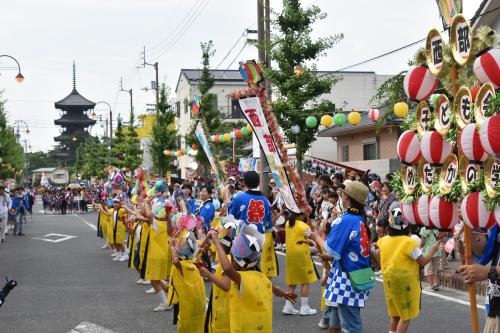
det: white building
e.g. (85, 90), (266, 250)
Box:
(175, 69), (249, 178)
(174, 68), (392, 178)
(472, 0), (500, 32)
(308, 71), (392, 161)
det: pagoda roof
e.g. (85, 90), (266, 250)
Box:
(54, 115), (96, 126)
(55, 89), (96, 109)
(54, 131), (93, 142)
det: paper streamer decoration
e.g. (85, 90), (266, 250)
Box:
(195, 122), (224, 185)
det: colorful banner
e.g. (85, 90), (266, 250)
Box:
(195, 122), (223, 185)
(239, 158), (257, 173)
(238, 96), (300, 212)
(435, 0), (462, 28)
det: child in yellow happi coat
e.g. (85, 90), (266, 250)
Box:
(168, 230), (206, 333)
(94, 199), (109, 249)
(207, 223), (273, 333)
(374, 205), (443, 333)
(101, 198), (128, 262)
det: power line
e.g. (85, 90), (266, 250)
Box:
(148, 0), (203, 53)
(150, 0), (212, 61)
(216, 42), (248, 80)
(214, 26), (253, 69)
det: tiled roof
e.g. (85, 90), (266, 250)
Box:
(55, 89), (96, 109)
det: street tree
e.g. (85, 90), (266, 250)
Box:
(74, 137), (110, 179)
(149, 84), (176, 176)
(265, 0), (343, 175)
(111, 114), (141, 170)
(0, 93), (24, 180)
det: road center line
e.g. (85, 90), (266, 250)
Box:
(274, 250), (485, 310)
(73, 214), (97, 231)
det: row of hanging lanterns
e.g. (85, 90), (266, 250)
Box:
(210, 124), (253, 143)
(163, 144), (199, 158)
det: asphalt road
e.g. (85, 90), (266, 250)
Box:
(0, 209), (487, 333)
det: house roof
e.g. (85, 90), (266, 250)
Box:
(317, 110), (401, 138)
(31, 167), (58, 173)
(175, 68), (379, 93)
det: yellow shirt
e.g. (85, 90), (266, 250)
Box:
(208, 255), (231, 333)
(107, 208), (126, 245)
(285, 220), (318, 285)
(229, 270), (272, 333)
(260, 232), (278, 278)
(377, 235), (421, 321)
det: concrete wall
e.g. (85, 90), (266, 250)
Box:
(335, 127), (399, 162)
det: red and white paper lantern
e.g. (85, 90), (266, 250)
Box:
(429, 196), (458, 230)
(461, 192), (496, 230)
(495, 206), (500, 226)
(397, 130), (422, 165)
(473, 48), (500, 88)
(480, 115), (500, 157)
(459, 123), (488, 162)
(401, 202), (418, 225)
(416, 195), (432, 227)
(421, 131), (453, 165)
(369, 108), (380, 122)
(403, 65), (439, 102)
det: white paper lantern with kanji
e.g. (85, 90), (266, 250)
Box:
(429, 196), (458, 230)
(403, 65), (439, 102)
(459, 124), (488, 162)
(401, 202), (418, 225)
(397, 131), (422, 165)
(461, 192), (496, 230)
(480, 115), (500, 158)
(473, 48), (500, 88)
(369, 108), (380, 122)
(420, 131), (453, 165)
(416, 195), (432, 227)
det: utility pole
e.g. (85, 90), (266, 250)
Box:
(257, 0), (270, 197)
(141, 46), (160, 112)
(120, 77), (134, 124)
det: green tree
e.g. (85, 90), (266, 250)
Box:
(149, 84), (176, 176)
(26, 151), (57, 171)
(110, 114), (141, 170)
(73, 137), (110, 179)
(0, 93), (24, 180)
(265, 0), (343, 175)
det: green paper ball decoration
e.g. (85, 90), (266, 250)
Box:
(305, 116), (318, 128)
(241, 127), (250, 136)
(333, 113), (346, 126)
(430, 94), (439, 106)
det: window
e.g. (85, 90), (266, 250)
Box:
(231, 99), (243, 119)
(341, 145), (349, 162)
(184, 100), (189, 114)
(53, 173), (65, 180)
(176, 101), (180, 118)
(363, 142), (378, 160)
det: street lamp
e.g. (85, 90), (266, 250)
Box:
(72, 136), (77, 142)
(0, 55), (24, 82)
(13, 120), (30, 141)
(92, 101), (113, 145)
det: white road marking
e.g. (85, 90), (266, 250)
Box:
(274, 250), (485, 310)
(73, 214), (97, 231)
(69, 321), (118, 333)
(32, 233), (77, 243)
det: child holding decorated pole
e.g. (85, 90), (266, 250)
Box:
(373, 204), (443, 333)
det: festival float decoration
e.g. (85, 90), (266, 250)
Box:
(387, 14), (500, 332)
(368, 108), (380, 122)
(320, 114), (333, 127)
(397, 130), (422, 165)
(347, 111), (361, 125)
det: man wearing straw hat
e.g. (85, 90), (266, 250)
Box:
(312, 181), (373, 333)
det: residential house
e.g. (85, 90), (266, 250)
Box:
(472, 0), (500, 31)
(31, 167), (70, 185)
(317, 112), (401, 179)
(175, 69), (248, 178)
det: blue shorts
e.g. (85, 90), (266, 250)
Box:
(325, 304), (363, 332)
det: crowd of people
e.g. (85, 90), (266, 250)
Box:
(40, 187), (98, 215)
(90, 167), (499, 333)
(0, 186), (34, 242)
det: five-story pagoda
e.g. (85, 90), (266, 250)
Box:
(54, 62), (96, 160)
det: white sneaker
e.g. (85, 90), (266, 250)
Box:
(140, 280), (151, 285)
(119, 253), (129, 262)
(282, 303), (299, 315)
(145, 287), (156, 294)
(110, 250), (117, 257)
(101, 244), (108, 249)
(137, 279), (145, 284)
(153, 303), (172, 312)
(299, 305), (317, 316)
(112, 255), (120, 262)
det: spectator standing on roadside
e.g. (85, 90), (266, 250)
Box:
(0, 186), (12, 243)
(11, 188), (28, 236)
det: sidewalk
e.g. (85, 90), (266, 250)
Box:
(437, 257), (488, 296)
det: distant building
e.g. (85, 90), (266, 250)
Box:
(317, 111), (401, 180)
(175, 69), (248, 178)
(31, 167), (70, 186)
(472, 0), (500, 31)
(53, 62), (96, 163)
(309, 71), (392, 161)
